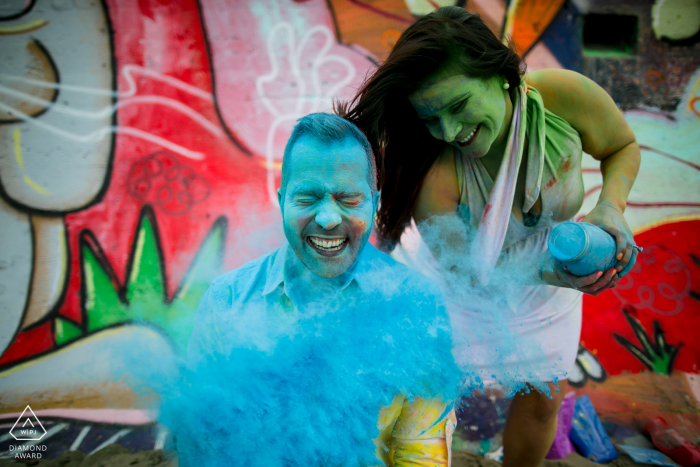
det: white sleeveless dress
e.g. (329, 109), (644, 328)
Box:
(392, 85), (586, 387)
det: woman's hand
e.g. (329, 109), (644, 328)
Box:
(582, 202), (639, 278)
(531, 70), (641, 281)
(540, 255), (618, 296)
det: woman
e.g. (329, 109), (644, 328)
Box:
(338, 7), (640, 466)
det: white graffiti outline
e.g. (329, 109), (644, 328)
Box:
(0, 65), (219, 160)
(256, 23), (357, 204)
(0, 101), (205, 160)
(0, 86), (223, 137)
(0, 65), (213, 100)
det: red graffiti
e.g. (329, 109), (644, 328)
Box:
(128, 151), (210, 215)
(613, 246), (691, 316)
(581, 219), (700, 377)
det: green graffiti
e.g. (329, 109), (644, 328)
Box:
(79, 207), (227, 353)
(54, 318), (83, 345)
(613, 308), (682, 375)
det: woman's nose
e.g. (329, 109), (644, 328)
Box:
(314, 201), (342, 230)
(441, 119), (462, 143)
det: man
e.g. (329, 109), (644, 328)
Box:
(181, 113), (459, 466)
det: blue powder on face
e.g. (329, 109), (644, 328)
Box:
(158, 263), (461, 467)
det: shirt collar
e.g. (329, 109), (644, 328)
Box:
(261, 241), (379, 297)
(261, 242), (288, 296)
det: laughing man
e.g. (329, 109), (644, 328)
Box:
(184, 113), (460, 466)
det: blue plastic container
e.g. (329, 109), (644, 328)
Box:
(548, 222), (617, 277)
(569, 395), (618, 463)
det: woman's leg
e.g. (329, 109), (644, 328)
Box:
(501, 380), (568, 467)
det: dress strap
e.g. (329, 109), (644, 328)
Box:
(523, 85), (547, 214)
(454, 145), (464, 202)
(455, 145), (495, 230)
(469, 84), (528, 286)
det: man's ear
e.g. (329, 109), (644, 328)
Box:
(277, 188), (283, 212)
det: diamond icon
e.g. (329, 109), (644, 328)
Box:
(9, 406), (46, 441)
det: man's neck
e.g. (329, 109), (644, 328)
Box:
(283, 246), (359, 307)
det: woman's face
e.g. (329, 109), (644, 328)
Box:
(408, 69), (509, 159)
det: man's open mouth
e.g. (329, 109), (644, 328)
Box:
(307, 236), (348, 256)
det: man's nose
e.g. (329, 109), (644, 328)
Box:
(314, 201), (342, 230)
(441, 118), (462, 143)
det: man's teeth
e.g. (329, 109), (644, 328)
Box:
(309, 237), (346, 251)
(459, 125), (478, 144)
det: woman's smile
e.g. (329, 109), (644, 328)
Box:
(457, 124), (481, 147)
(408, 72), (509, 160)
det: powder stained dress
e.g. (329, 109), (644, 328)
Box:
(393, 84), (586, 386)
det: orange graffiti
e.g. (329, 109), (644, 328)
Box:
(381, 29), (401, 50)
(645, 69), (663, 86)
(504, 0), (566, 55)
(327, 0), (413, 61)
(690, 97), (700, 118)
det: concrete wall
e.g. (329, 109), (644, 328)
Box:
(0, 0), (698, 448)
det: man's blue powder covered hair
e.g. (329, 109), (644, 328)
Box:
(281, 112), (377, 195)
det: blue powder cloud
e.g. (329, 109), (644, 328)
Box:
(157, 262), (462, 467)
(108, 208), (571, 467)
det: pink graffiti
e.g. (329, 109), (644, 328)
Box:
(128, 151), (210, 215)
(613, 246), (692, 316)
(198, 0), (371, 161)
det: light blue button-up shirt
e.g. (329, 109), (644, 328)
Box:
(188, 242), (452, 362)
(183, 242), (460, 466)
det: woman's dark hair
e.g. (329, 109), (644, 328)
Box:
(336, 6), (525, 250)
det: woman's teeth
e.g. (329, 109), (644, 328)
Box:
(309, 236), (347, 251)
(459, 125), (478, 144)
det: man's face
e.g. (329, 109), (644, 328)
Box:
(279, 134), (377, 278)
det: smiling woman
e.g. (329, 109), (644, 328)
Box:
(336, 12), (521, 246)
(338, 6), (641, 467)
(408, 73), (509, 160)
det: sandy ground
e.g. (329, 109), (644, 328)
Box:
(453, 451), (643, 467)
(0, 445), (646, 467)
(0, 446), (174, 467)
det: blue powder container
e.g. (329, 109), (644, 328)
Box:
(548, 222), (617, 276)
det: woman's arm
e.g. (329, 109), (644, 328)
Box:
(412, 146), (471, 275)
(530, 69), (641, 294)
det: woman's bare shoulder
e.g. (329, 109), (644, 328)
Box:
(524, 69), (635, 158)
(524, 69), (590, 112)
(525, 71), (593, 118)
(524, 68), (581, 87)
(413, 145), (461, 222)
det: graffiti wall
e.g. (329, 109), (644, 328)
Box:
(0, 0), (699, 455)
